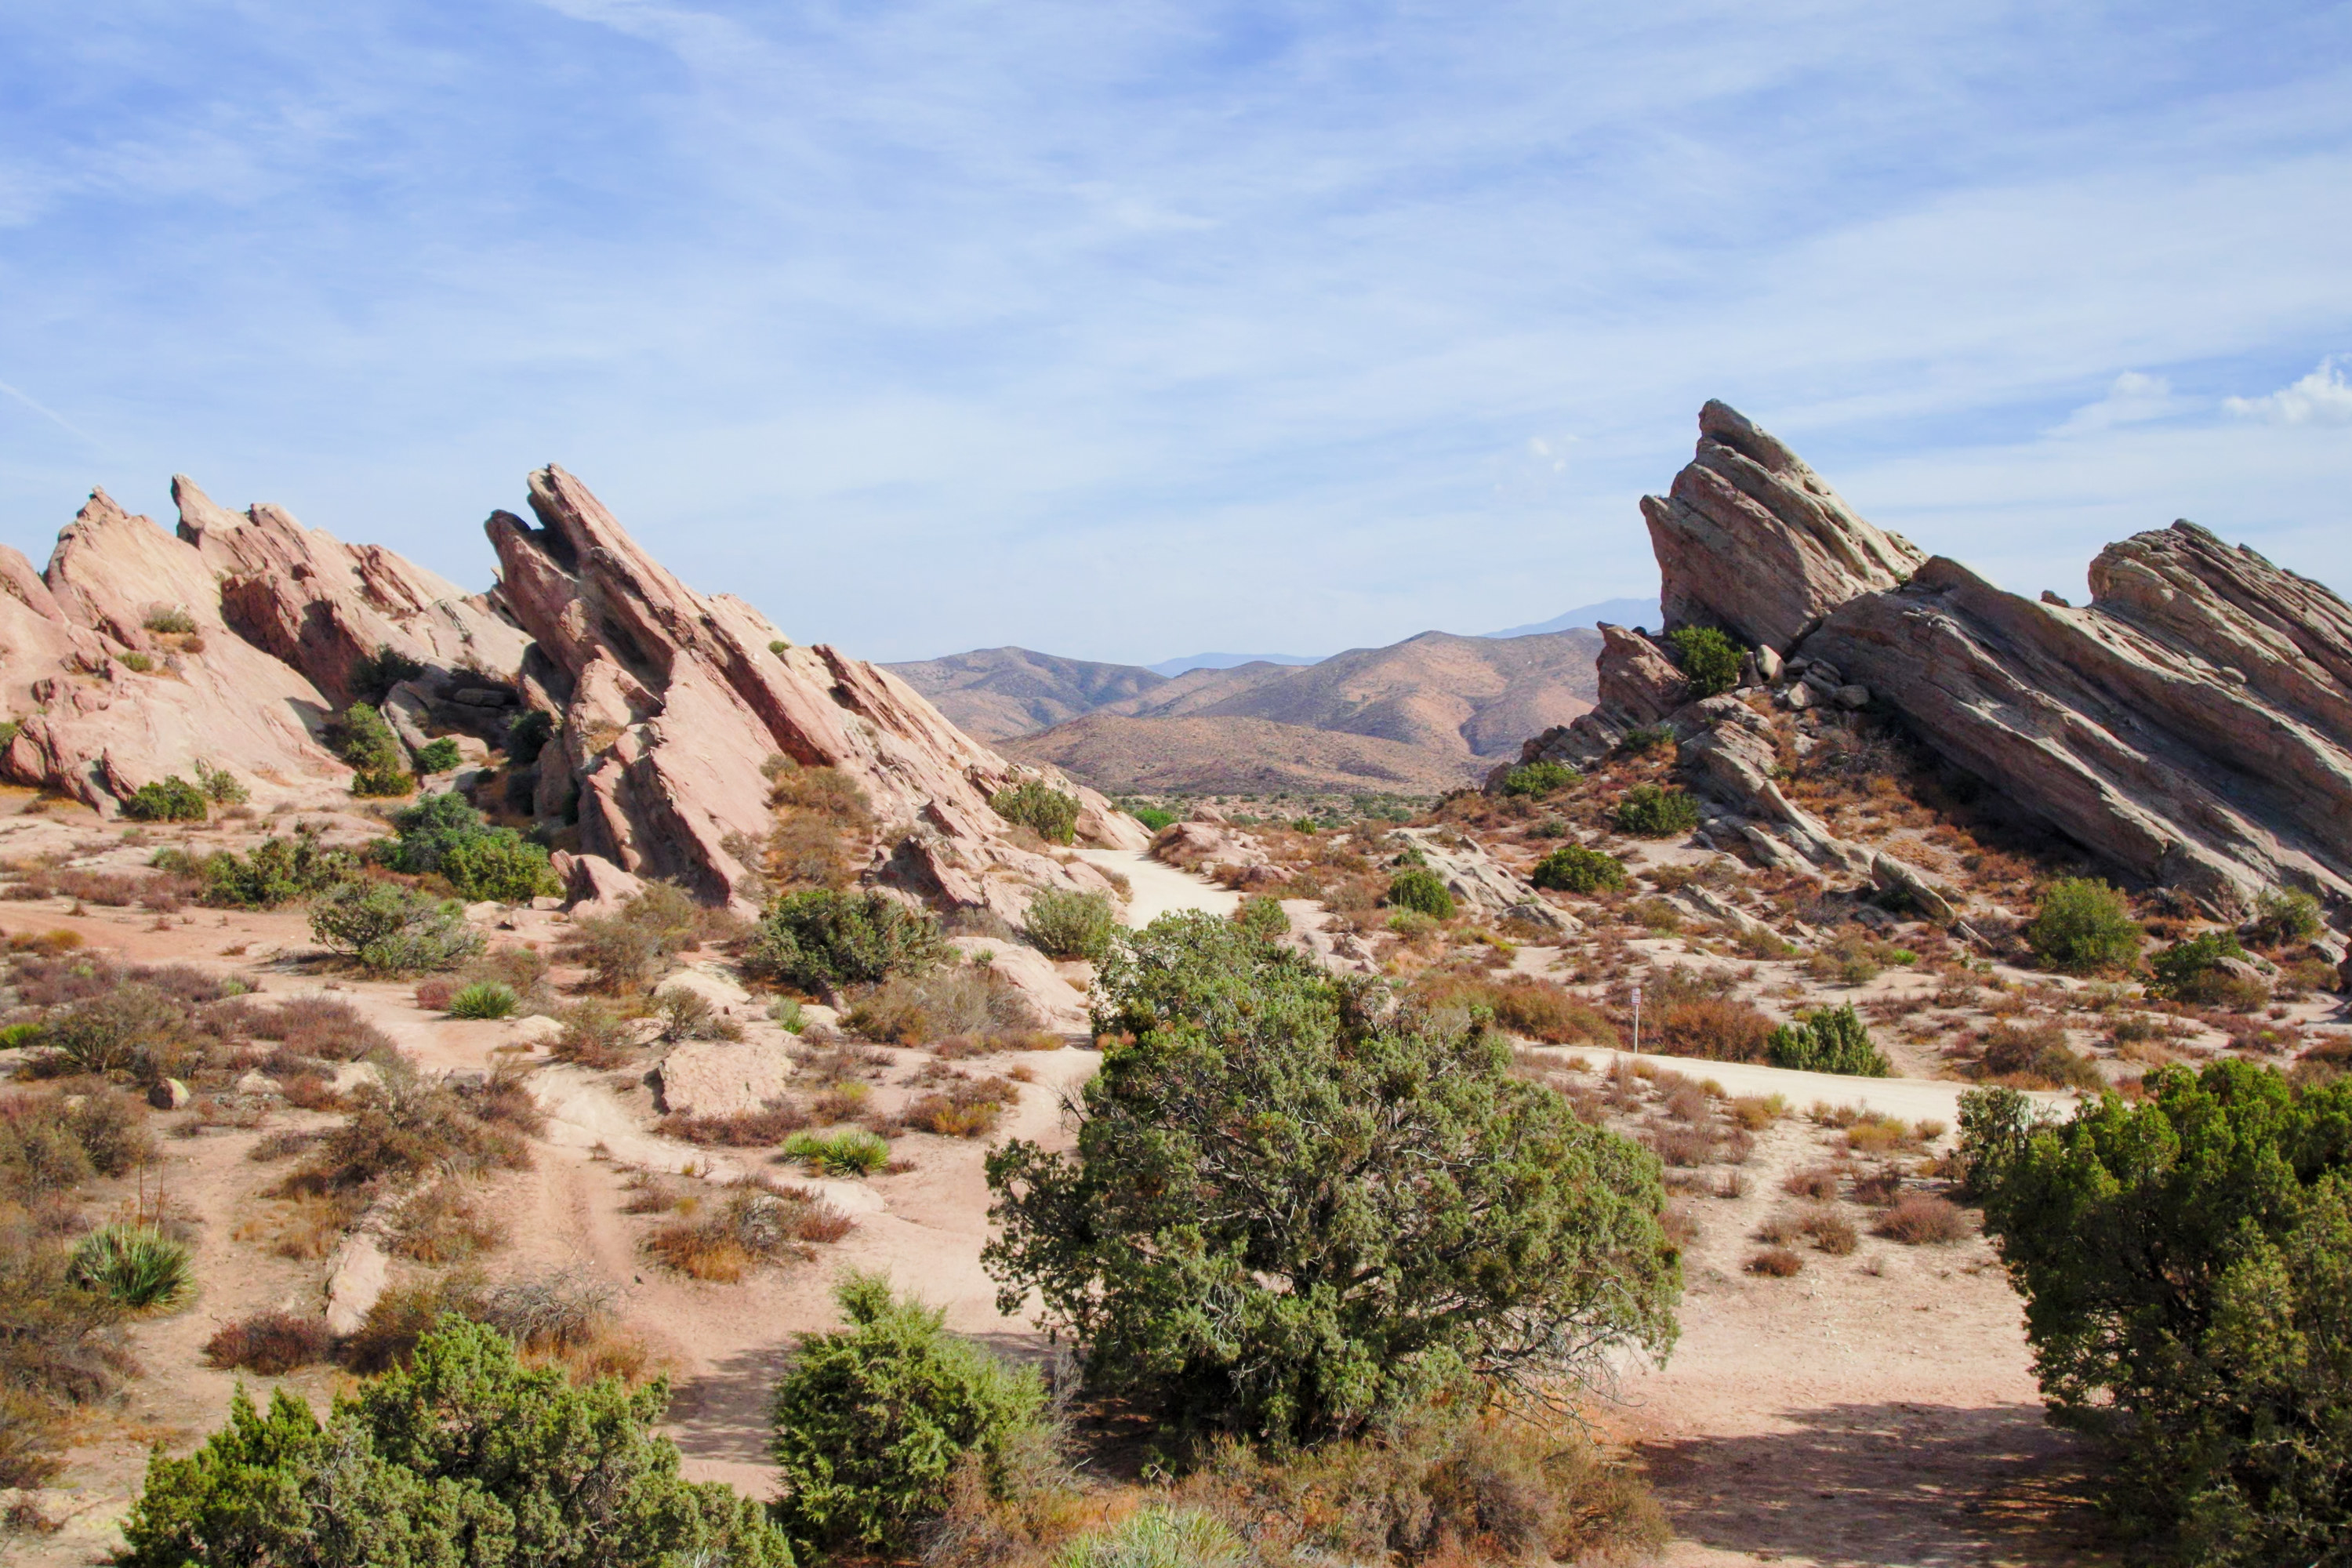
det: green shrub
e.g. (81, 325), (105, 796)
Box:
(412, 737), (463, 774)
(1530, 844), (1626, 894)
(1613, 783), (1700, 837)
(769, 639), (793, 655)
(142, 605), (198, 635)
(2024, 878), (2142, 975)
(781, 1128), (891, 1178)
(328, 701), (408, 779)
(1051, 1508), (1242, 1568)
(119, 1316), (792, 1568)
(447, 982), (518, 1020)
(379, 793), (557, 902)
(2147, 929), (2254, 1004)
(987, 911), (1680, 1446)
(1131, 806), (1178, 833)
(200, 831), (358, 908)
(1664, 626), (1741, 697)
(1765, 1005), (1889, 1076)
(2248, 886), (2323, 948)
(1499, 760), (1578, 798)
(68, 1225), (191, 1312)
(1385, 867), (1455, 920)
(119, 777), (208, 822)
(1618, 724), (1673, 755)
(309, 881), (483, 973)
(118, 652), (155, 673)
(1973, 1062), (2352, 1561)
(350, 769), (414, 797)
(191, 760), (248, 806)
(989, 779), (1080, 845)
(745, 890), (946, 993)
(505, 709), (554, 767)
(1024, 889), (1118, 963)
(1386, 909), (1439, 939)
(770, 1272), (1048, 1553)
(0, 720), (17, 751)
(349, 645), (426, 704)
(1232, 895), (1288, 943)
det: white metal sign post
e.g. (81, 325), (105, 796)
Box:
(1630, 983), (1642, 1056)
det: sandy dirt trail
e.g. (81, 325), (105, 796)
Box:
(1075, 846), (1239, 925)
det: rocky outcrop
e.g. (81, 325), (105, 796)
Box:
(657, 1037), (796, 1119)
(1555, 401), (2352, 922)
(1394, 827), (1581, 935)
(485, 466), (1144, 915)
(1498, 625), (1687, 773)
(1805, 539), (2352, 913)
(4, 490), (350, 808)
(174, 476), (531, 708)
(1642, 401), (1925, 653)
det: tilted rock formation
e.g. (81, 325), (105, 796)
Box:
(1642, 400), (1925, 653)
(1529, 401), (2352, 920)
(173, 476), (530, 707)
(485, 466), (1145, 915)
(1500, 624), (1688, 772)
(5, 489), (348, 806)
(1806, 534), (2352, 913)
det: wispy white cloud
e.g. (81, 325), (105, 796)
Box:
(2224, 357), (2352, 425)
(0, 2), (2346, 660)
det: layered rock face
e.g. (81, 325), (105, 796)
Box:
(173, 476), (530, 706)
(1806, 532), (2352, 912)
(5, 490), (350, 806)
(485, 466), (1142, 914)
(1532, 401), (2352, 919)
(1641, 400), (1925, 653)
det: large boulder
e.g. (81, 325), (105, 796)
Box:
(657, 1036), (796, 1119)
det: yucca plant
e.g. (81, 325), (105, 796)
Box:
(781, 1129), (891, 1178)
(70, 1223), (193, 1312)
(446, 982), (518, 1020)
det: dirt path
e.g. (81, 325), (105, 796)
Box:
(1074, 846), (1238, 926)
(1551, 1047), (2078, 1125)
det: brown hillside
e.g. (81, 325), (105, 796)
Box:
(882, 645), (1167, 741)
(1004, 713), (1483, 796)
(1111, 629), (1600, 758)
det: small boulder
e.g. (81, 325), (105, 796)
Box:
(453, 687), (515, 708)
(234, 1070), (282, 1098)
(658, 1036), (796, 1119)
(148, 1078), (191, 1111)
(1834, 684), (1871, 710)
(507, 1014), (566, 1049)
(1754, 644), (1784, 682)
(1781, 682), (1815, 710)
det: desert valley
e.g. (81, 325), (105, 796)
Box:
(0, 396), (2341, 1566)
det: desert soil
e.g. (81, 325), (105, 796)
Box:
(1, 818), (2115, 1566)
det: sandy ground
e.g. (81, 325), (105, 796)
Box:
(0, 824), (2118, 1566)
(1076, 845), (1240, 926)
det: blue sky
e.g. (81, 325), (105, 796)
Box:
(2, 2), (2347, 665)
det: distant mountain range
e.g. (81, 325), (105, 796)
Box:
(1482, 596), (1661, 639)
(887, 618), (1613, 797)
(1146, 651), (1321, 677)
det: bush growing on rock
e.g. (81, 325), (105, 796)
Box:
(2147, 929), (2258, 1006)
(348, 644), (426, 704)
(504, 709), (554, 767)
(1384, 867), (1455, 921)
(745, 890), (946, 993)
(1664, 626), (1742, 697)
(1765, 1005), (1889, 1076)
(2023, 878), (2142, 975)
(989, 779), (1080, 845)
(843, 967), (1040, 1048)
(1530, 844), (1626, 894)
(310, 881), (483, 972)
(1023, 888), (1118, 963)
(120, 1316), (793, 1568)
(1613, 783), (1700, 838)
(987, 910), (1679, 1446)
(119, 776), (208, 823)
(769, 1272), (1050, 1554)
(1972, 1062), (2352, 1562)
(2247, 885), (2323, 948)
(328, 701), (408, 789)
(411, 736), (463, 774)
(1499, 760), (1578, 798)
